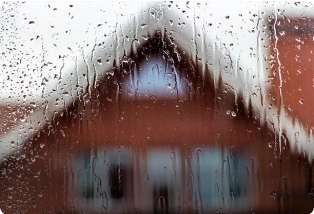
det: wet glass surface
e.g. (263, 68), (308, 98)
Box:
(0, 2), (314, 214)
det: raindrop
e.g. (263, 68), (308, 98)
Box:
(7, 192), (12, 199)
(97, 59), (102, 65)
(215, 209), (222, 214)
(279, 31), (286, 36)
(141, 24), (147, 29)
(133, 208), (140, 214)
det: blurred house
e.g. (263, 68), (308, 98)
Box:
(0, 2), (313, 214)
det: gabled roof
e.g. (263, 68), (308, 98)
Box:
(1, 2), (313, 163)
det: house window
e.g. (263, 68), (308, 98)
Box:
(109, 158), (126, 199)
(191, 147), (249, 211)
(74, 147), (132, 212)
(75, 152), (96, 200)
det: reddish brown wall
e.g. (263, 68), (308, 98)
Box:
(268, 19), (314, 128)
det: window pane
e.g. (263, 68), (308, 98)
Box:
(0, 2), (314, 213)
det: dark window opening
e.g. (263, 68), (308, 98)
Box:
(109, 163), (126, 199)
(153, 185), (170, 214)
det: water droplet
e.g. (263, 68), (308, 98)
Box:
(133, 208), (140, 214)
(8, 192), (12, 199)
(279, 31), (286, 36)
(141, 24), (147, 29)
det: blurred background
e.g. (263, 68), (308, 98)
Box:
(0, 2), (314, 213)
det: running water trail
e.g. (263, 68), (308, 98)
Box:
(273, 2), (285, 156)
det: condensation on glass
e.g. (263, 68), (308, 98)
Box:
(0, 2), (314, 214)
